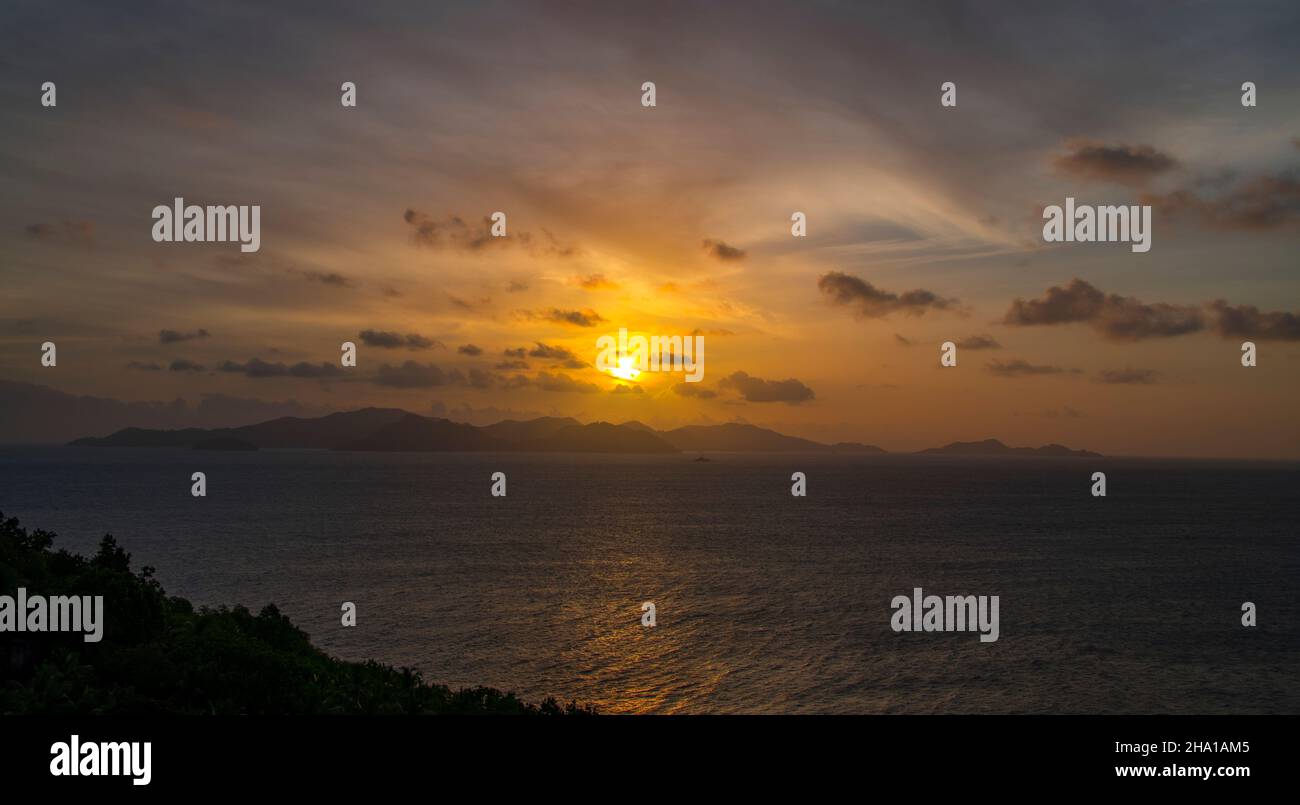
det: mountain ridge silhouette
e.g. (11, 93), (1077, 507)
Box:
(67, 408), (1101, 456)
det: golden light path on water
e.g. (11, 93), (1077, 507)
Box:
(559, 557), (727, 715)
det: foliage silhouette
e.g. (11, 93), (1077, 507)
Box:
(0, 511), (594, 715)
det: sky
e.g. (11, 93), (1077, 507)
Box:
(2, 0), (1298, 457)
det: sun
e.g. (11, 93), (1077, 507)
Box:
(609, 355), (641, 381)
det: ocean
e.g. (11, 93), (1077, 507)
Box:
(1, 446), (1297, 714)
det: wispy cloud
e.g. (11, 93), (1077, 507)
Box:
(1096, 367), (1161, 384)
(986, 359), (1072, 378)
(159, 328), (210, 344)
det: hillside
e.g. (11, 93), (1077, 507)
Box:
(659, 422), (832, 452)
(0, 511), (591, 715)
(918, 439), (1102, 458)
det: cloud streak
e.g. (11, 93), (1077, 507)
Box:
(359, 330), (443, 350)
(218, 359), (342, 379)
(159, 328), (210, 344)
(1096, 367), (1161, 384)
(986, 359), (1072, 378)
(521, 308), (607, 327)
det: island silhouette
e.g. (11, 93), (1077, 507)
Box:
(68, 408), (1101, 456)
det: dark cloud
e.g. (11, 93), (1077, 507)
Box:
(957, 335), (1001, 350)
(894, 334), (914, 346)
(527, 342), (577, 360)
(575, 273), (619, 290)
(373, 361), (454, 389)
(525, 229), (580, 258)
(24, 219), (94, 244)
(457, 344), (483, 356)
(359, 329), (443, 350)
(300, 270), (353, 288)
(403, 334), (439, 349)
(1016, 406), (1085, 419)
(463, 367), (497, 389)
(673, 382), (717, 399)
(1142, 170), (1300, 231)
(218, 358), (342, 379)
(126, 361), (162, 371)
(692, 328), (735, 336)
(1002, 279), (1204, 340)
(370, 362), (496, 389)
(985, 359), (1070, 378)
(718, 371), (815, 404)
(611, 384), (643, 394)
(1207, 300), (1300, 341)
(448, 295), (490, 312)
(358, 330), (403, 348)
(496, 343), (581, 368)
(1053, 139), (1176, 184)
(169, 358), (205, 372)
(701, 239), (746, 261)
(159, 328), (210, 344)
(1005, 281), (1298, 341)
(818, 272), (957, 318)
(1096, 367), (1162, 384)
(531, 308), (606, 327)
(506, 371), (601, 394)
(507, 280), (530, 293)
(404, 210), (498, 251)
(403, 210), (579, 257)
(534, 371), (599, 393)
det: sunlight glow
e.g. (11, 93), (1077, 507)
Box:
(609, 355), (641, 381)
